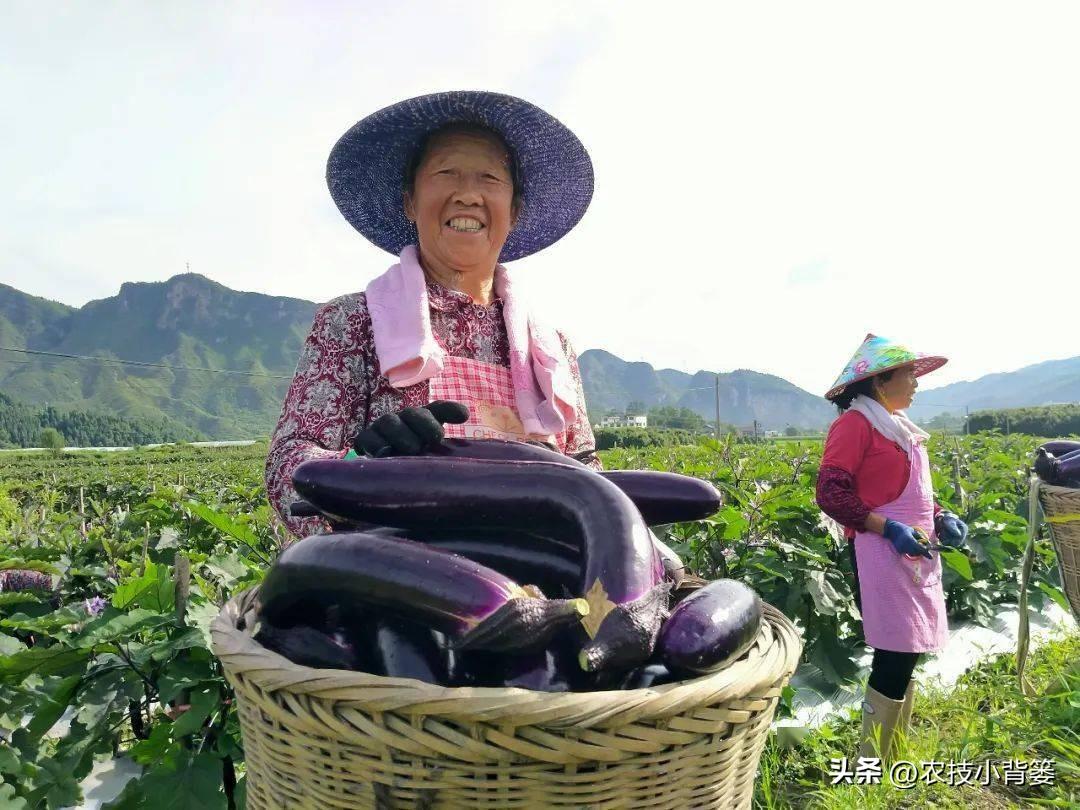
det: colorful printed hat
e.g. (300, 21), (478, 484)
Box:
(825, 334), (948, 401)
(326, 91), (594, 262)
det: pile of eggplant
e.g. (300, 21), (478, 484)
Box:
(1034, 440), (1080, 488)
(254, 438), (764, 692)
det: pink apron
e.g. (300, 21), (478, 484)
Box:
(853, 440), (948, 653)
(427, 346), (567, 451)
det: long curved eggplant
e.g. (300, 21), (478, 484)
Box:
(657, 579), (762, 675)
(294, 497), (695, 589)
(365, 526), (580, 598)
(258, 531), (587, 652)
(1039, 440), (1080, 458)
(423, 438), (723, 526)
(597, 470), (722, 525)
(293, 457), (668, 671)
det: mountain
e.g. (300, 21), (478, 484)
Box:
(910, 356), (1080, 420)
(0, 276), (316, 438)
(578, 350), (836, 430)
(3, 276), (1076, 439)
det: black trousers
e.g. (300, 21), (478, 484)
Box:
(848, 541), (921, 700)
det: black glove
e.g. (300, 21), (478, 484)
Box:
(349, 400), (469, 457)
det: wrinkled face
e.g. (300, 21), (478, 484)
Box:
(403, 131), (517, 275)
(876, 365), (918, 411)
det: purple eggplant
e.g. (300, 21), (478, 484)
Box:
(452, 640), (582, 692)
(365, 526), (580, 598)
(424, 438), (723, 525)
(293, 457), (668, 671)
(359, 616), (450, 685)
(258, 531), (587, 652)
(598, 470), (722, 525)
(1035, 447), (1080, 486)
(1038, 440), (1080, 458)
(657, 579), (762, 675)
(254, 622), (362, 671)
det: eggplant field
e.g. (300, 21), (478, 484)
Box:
(0, 436), (1071, 808)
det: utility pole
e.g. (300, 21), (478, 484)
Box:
(714, 373), (721, 441)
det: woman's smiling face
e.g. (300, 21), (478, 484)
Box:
(404, 129), (517, 278)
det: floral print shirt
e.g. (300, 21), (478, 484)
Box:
(265, 280), (598, 538)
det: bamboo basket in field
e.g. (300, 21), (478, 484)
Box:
(211, 587), (801, 809)
(1016, 478), (1080, 695)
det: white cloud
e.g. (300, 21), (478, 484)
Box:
(2, 1), (1078, 398)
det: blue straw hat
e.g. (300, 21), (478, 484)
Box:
(327, 91), (594, 262)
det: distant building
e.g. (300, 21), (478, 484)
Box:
(598, 414), (648, 429)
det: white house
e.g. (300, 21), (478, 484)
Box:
(598, 414), (649, 429)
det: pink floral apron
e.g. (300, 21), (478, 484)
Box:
(853, 440), (948, 652)
(427, 345), (566, 451)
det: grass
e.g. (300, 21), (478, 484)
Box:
(755, 632), (1079, 809)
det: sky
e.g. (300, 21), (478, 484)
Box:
(3, 1), (1079, 397)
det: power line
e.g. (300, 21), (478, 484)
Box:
(0, 346), (292, 379)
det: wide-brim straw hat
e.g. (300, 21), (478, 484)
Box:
(326, 90), (594, 262)
(825, 333), (948, 401)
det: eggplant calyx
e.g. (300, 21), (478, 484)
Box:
(454, 597), (589, 652)
(577, 582), (671, 673)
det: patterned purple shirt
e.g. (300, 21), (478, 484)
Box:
(265, 280), (598, 538)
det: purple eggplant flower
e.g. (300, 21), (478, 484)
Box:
(84, 596), (107, 616)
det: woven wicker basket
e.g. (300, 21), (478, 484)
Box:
(1038, 482), (1080, 620)
(1016, 478), (1080, 695)
(211, 588), (801, 809)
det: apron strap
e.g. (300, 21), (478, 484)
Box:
(1016, 476), (1042, 698)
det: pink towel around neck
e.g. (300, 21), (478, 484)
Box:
(365, 246), (577, 437)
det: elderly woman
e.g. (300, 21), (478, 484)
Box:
(816, 334), (969, 761)
(266, 92), (598, 539)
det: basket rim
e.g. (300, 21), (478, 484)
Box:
(211, 586), (803, 729)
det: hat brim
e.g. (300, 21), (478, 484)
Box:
(326, 91), (594, 262)
(825, 356), (948, 401)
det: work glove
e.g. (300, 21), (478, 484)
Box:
(882, 519), (933, 559)
(934, 511), (969, 549)
(348, 400), (470, 458)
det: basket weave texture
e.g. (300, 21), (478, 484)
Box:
(1039, 483), (1080, 621)
(211, 587), (801, 809)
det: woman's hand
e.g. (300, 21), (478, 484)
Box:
(350, 400), (469, 457)
(882, 519), (933, 559)
(934, 512), (969, 548)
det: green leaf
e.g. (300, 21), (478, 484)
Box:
(0, 747), (20, 775)
(24, 675), (80, 742)
(112, 562), (174, 614)
(202, 552), (249, 589)
(0, 636), (23, 657)
(1036, 581), (1070, 613)
(0, 593), (41, 609)
(186, 501), (258, 546)
(0, 781), (28, 810)
(104, 750), (226, 810)
(78, 609), (174, 647)
(75, 669), (141, 729)
(806, 570), (843, 616)
(0, 647), (89, 685)
(169, 688), (217, 737)
(1, 605), (86, 636)
(940, 549), (974, 580)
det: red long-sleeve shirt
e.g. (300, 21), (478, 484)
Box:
(816, 410), (940, 539)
